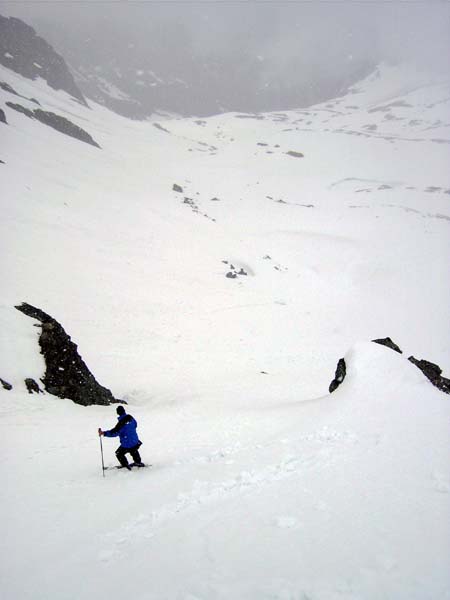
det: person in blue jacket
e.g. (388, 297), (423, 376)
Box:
(99, 406), (144, 470)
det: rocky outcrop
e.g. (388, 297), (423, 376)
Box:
(329, 358), (346, 393)
(0, 15), (87, 105)
(6, 101), (33, 118)
(329, 337), (449, 395)
(408, 357), (450, 394)
(1, 378), (12, 390)
(0, 108), (6, 124)
(33, 109), (100, 147)
(25, 378), (43, 394)
(1, 80), (41, 105)
(5, 102), (100, 148)
(15, 302), (119, 406)
(372, 337), (402, 354)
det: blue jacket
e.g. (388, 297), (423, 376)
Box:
(104, 413), (140, 449)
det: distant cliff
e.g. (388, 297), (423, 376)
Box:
(0, 14), (87, 105)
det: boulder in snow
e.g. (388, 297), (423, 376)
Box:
(1, 377), (12, 390)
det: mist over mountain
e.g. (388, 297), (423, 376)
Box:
(1, 1), (448, 118)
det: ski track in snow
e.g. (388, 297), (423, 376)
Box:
(99, 426), (357, 561)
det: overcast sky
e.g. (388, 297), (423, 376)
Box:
(1, 1), (449, 76)
(1, 0), (449, 115)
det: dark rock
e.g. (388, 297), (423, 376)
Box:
(25, 378), (43, 394)
(235, 114), (265, 120)
(408, 356), (450, 394)
(1, 81), (40, 106)
(173, 184), (183, 193)
(329, 358), (346, 393)
(33, 109), (100, 148)
(5, 102), (100, 147)
(153, 122), (171, 134)
(226, 272), (237, 279)
(0, 159), (4, 164)
(15, 302), (118, 406)
(372, 337), (402, 354)
(1, 378), (12, 390)
(6, 101), (34, 118)
(0, 81), (19, 95)
(0, 15), (87, 105)
(286, 151), (304, 158)
(238, 268), (248, 276)
(0, 108), (6, 124)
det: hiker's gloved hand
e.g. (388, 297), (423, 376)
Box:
(98, 428), (103, 436)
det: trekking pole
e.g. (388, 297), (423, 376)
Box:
(99, 430), (105, 477)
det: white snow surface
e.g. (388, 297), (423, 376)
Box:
(1, 62), (449, 599)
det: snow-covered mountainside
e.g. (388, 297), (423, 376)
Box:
(0, 14), (86, 106)
(1, 62), (449, 599)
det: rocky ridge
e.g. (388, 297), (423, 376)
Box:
(13, 303), (119, 406)
(0, 14), (87, 105)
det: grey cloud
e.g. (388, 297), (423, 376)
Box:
(0, 0), (448, 115)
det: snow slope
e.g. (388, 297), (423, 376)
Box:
(1, 62), (449, 599)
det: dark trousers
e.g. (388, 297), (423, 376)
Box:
(116, 442), (142, 467)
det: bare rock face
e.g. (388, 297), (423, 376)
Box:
(0, 108), (6, 124)
(5, 101), (33, 118)
(372, 337), (402, 354)
(25, 378), (43, 394)
(15, 302), (119, 406)
(408, 357), (450, 395)
(0, 14), (87, 105)
(329, 358), (346, 393)
(5, 102), (100, 148)
(33, 108), (101, 148)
